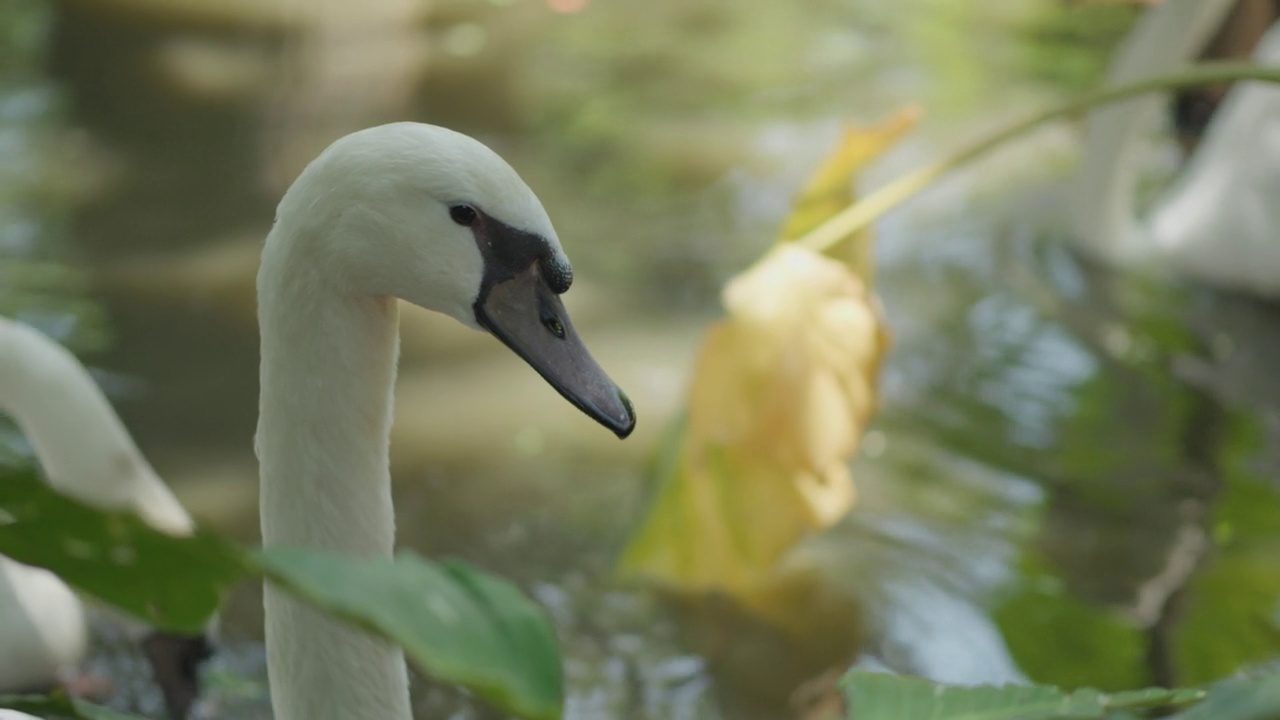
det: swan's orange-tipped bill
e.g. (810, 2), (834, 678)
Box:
(474, 263), (636, 438)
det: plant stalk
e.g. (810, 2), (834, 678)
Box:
(797, 62), (1280, 255)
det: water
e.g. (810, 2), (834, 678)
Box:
(2, 1), (1279, 718)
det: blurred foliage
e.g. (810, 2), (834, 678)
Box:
(0, 691), (146, 720)
(835, 669), (1280, 720)
(1175, 470), (1280, 685)
(531, 0), (872, 187)
(986, 272), (1280, 690)
(527, 0), (1136, 201)
(833, 666), (1280, 720)
(1015, 2), (1145, 93)
(0, 1), (109, 356)
(994, 553), (1149, 692)
(0, 1), (53, 72)
(849, 1), (1139, 118)
(0, 468), (565, 720)
(898, 2), (1016, 117)
(895, 268), (1280, 693)
(495, 0), (1149, 304)
(1178, 669), (1280, 720)
(0, 2), (115, 474)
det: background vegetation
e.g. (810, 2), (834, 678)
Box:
(2, 1), (1279, 719)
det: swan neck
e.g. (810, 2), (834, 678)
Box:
(0, 318), (191, 535)
(257, 229), (412, 720)
(257, 279), (400, 557)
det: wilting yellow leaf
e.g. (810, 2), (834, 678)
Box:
(618, 110), (915, 619)
(777, 107), (920, 279)
(618, 244), (891, 596)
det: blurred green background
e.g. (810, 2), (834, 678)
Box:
(2, 1), (1278, 718)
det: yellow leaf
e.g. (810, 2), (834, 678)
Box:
(618, 245), (890, 597)
(617, 112), (912, 629)
(777, 107), (920, 279)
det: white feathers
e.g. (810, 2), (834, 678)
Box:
(257, 122), (562, 720)
(0, 316), (194, 692)
(1071, 0), (1280, 296)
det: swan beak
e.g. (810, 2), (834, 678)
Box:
(474, 263), (636, 438)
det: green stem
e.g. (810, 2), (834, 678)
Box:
(797, 62), (1280, 255)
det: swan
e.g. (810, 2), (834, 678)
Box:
(256, 122), (635, 720)
(0, 317), (210, 718)
(1071, 0), (1280, 297)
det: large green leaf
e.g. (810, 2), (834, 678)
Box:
(0, 469), (243, 632)
(1177, 673), (1280, 720)
(840, 672), (1205, 720)
(0, 693), (146, 720)
(252, 548), (564, 720)
(993, 554), (1146, 691)
(0, 468), (564, 719)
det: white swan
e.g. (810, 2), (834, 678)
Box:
(1071, 0), (1280, 297)
(256, 122), (634, 720)
(0, 317), (209, 717)
(0, 559), (85, 695)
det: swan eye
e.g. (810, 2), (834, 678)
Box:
(449, 204), (477, 226)
(542, 316), (565, 339)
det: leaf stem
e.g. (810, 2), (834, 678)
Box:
(797, 62), (1280, 255)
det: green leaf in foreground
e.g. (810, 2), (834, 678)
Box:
(840, 672), (1205, 720)
(252, 548), (563, 720)
(0, 469), (244, 632)
(0, 692), (147, 720)
(1177, 673), (1280, 720)
(0, 468), (565, 719)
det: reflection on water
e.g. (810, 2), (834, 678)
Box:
(872, 198), (1280, 692)
(3, 0), (1279, 718)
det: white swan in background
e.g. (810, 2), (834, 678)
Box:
(1071, 0), (1280, 296)
(0, 559), (84, 695)
(0, 317), (209, 718)
(256, 122), (634, 720)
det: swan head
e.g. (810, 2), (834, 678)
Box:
(271, 122), (635, 438)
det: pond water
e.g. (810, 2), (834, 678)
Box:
(3, 1), (1279, 719)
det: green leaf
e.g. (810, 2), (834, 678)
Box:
(0, 692), (147, 720)
(0, 468), (245, 632)
(993, 555), (1147, 691)
(0, 468), (565, 719)
(840, 672), (1205, 720)
(1177, 673), (1280, 720)
(252, 548), (564, 720)
(1174, 473), (1280, 684)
